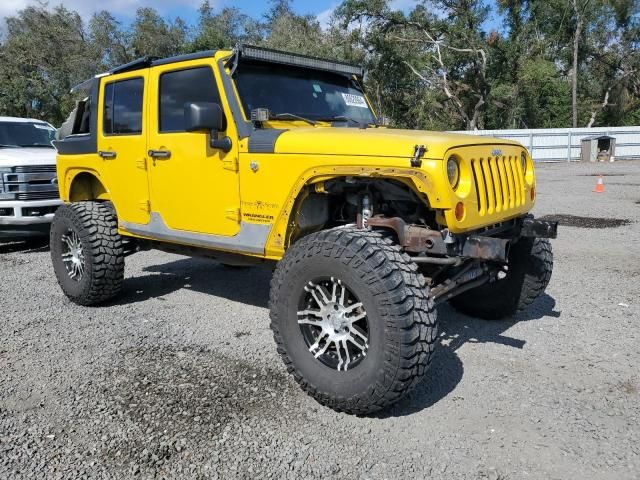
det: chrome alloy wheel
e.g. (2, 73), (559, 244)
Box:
(60, 229), (85, 280)
(297, 277), (369, 371)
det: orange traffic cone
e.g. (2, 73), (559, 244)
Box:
(593, 175), (605, 193)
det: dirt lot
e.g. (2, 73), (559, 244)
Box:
(1, 161), (639, 479)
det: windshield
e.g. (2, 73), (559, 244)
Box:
(0, 122), (56, 148)
(234, 62), (377, 124)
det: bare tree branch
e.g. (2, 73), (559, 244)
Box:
(586, 66), (637, 127)
(395, 20), (488, 130)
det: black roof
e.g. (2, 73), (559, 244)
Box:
(152, 50), (217, 67)
(108, 56), (157, 74)
(71, 46), (362, 93)
(70, 50), (218, 93)
(107, 50), (218, 75)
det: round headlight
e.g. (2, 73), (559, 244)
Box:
(447, 156), (460, 189)
(521, 152), (528, 173)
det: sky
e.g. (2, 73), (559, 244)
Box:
(0, 0), (353, 26)
(0, 0), (502, 33)
(0, 0), (500, 28)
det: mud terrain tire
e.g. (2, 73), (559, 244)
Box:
(269, 227), (437, 415)
(449, 238), (553, 320)
(50, 202), (124, 306)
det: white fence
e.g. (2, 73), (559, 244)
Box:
(453, 126), (640, 163)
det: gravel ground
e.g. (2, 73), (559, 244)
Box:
(1, 160), (639, 479)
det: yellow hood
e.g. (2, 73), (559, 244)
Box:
(271, 127), (522, 159)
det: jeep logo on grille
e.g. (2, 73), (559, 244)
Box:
(491, 149), (503, 157)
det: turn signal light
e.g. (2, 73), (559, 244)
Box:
(530, 186), (536, 201)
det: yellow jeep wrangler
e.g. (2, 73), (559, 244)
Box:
(52, 45), (557, 414)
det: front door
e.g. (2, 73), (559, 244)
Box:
(146, 61), (240, 236)
(97, 71), (150, 225)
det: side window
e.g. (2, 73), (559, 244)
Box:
(103, 78), (144, 135)
(72, 97), (91, 135)
(159, 67), (221, 133)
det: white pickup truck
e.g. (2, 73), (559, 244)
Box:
(0, 117), (61, 238)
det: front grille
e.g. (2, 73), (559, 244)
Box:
(471, 156), (525, 216)
(16, 191), (59, 200)
(13, 165), (57, 173)
(1, 165), (59, 201)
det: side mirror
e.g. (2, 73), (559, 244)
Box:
(184, 102), (232, 152)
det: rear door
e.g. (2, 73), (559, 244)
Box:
(146, 61), (240, 236)
(97, 71), (151, 225)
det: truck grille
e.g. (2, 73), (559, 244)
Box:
(14, 165), (57, 174)
(1, 165), (59, 201)
(16, 191), (59, 200)
(471, 156), (525, 216)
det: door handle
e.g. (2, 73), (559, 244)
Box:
(98, 150), (117, 160)
(148, 149), (171, 159)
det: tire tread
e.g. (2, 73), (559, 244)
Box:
(51, 201), (123, 305)
(449, 237), (553, 319)
(269, 226), (437, 415)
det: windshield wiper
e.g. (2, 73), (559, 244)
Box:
(323, 115), (375, 128)
(0, 144), (19, 148)
(272, 113), (316, 126)
(19, 144), (54, 148)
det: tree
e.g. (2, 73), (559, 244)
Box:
(0, 5), (100, 124)
(570, 0), (594, 127)
(0, 0), (637, 130)
(129, 8), (188, 58)
(338, 0), (492, 130)
(262, 0), (332, 57)
(89, 11), (132, 69)
(584, 0), (640, 126)
(190, 1), (261, 51)
(496, 0), (625, 128)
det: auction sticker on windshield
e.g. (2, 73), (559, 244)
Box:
(341, 93), (368, 108)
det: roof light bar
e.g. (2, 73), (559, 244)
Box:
(238, 44), (364, 77)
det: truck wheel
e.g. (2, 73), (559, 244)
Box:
(449, 238), (553, 320)
(269, 227), (437, 415)
(50, 201), (124, 306)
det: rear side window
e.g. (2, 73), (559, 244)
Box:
(103, 78), (144, 135)
(159, 67), (221, 132)
(73, 98), (91, 135)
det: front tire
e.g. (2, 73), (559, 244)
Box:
(50, 202), (124, 306)
(269, 227), (437, 415)
(449, 237), (553, 320)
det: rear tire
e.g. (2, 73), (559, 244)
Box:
(269, 227), (437, 415)
(449, 237), (553, 319)
(50, 202), (124, 306)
